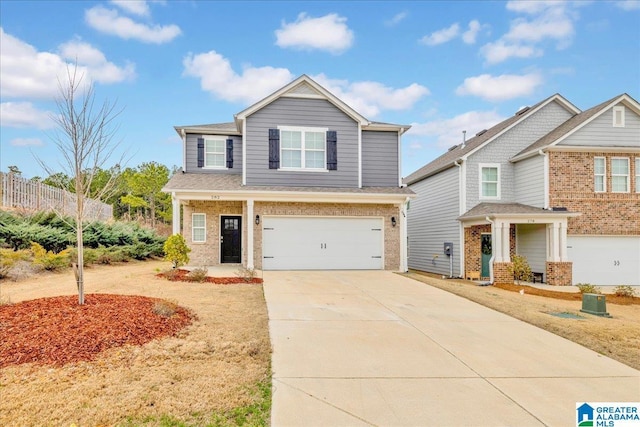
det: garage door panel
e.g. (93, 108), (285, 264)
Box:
(262, 217), (383, 270)
(568, 236), (640, 286)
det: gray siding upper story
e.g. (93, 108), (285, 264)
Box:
(245, 97), (360, 187)
(559, 102), (640, 147)
(362, 131), (399, 187)
(514, 155), (545, 207)
(407, 166), (461, 276)
(185, 134), (243, 175)
(466, 100), (574, 209)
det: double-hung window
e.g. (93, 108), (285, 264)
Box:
(479, 163), (500, 199)
(192, 213), (206, 243)
(204, 138), (226, 168)
(279, 126), (327, 170)
(611, 158), (629, 193)
(636, 158), (640, 193)
(594, 157), (606, 192)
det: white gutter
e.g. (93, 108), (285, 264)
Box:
(181, 129), (187, 171)
(485, 216), (495, 284)
(242, 119), (247, 186)
(400, 196), (410, 272)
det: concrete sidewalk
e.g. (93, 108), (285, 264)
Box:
(263, 271), (639, 427)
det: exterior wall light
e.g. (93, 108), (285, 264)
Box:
(391, 216), (397, 227)
(255, 215), (260, 225)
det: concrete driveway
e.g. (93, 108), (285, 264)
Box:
(263, 271), (640, 427)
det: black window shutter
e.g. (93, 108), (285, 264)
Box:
(226, 138), (233, 168)
(197, 138), (204, 168)
(268, 129), (280, 169)
(326, 130), (337, 170)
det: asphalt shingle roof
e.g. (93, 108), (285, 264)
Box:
(458, 202), (575, 220)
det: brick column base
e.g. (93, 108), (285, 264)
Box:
(493, 262), (513, 284)
(546, 262), (573, 286)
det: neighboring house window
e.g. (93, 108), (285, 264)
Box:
(479, 164), (500, 199)
(611, 158), (629, 193)
(279, 126), (327, 170)
(636, 158), (640, 193)
(613, 106), (625, 127)
(594, 157), (606, 192)
(204, 138), (226, 168)
(192, 213), (206, 243)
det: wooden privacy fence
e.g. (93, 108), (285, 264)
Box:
(0, 172), (112, 221)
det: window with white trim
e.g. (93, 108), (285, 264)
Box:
(192, 213), (206, 243)
(479, 164), (500, 199)
(204, 138), (226, 168)
(636, 158), (640, 193)
(279, 126), (327, 170)
(594, 157), (606, 192)
(611, 157), (629, 193)
(613, 106), (625, 127)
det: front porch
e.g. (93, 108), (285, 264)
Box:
(459, 203), (580, 286)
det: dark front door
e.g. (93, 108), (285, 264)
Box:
(221, 216), (241, 263)
(481, 233), (492, 278)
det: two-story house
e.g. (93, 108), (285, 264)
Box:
(405, 93), (639, 286)
(163, 75), (414, 271)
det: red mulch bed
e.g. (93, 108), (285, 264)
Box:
(157, 269), (263, 284)
(493, 283), (640, 305)
(0, 294), (194, 368)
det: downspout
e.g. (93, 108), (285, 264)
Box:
(181, 129), (187, 172)
(400, 196), (410, 272)
(538, 150), (549, 209)
(398, 128), (405, 187)
(455, 160), (464, 278)
(485, 216), (495, 284)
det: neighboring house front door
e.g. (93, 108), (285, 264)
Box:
(481, 233), (492, 278)
(221, 216), (241, 263)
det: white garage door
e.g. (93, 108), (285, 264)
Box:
(567, 236), (640, 286)
(262, 217), (383, 270)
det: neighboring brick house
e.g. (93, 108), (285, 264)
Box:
(163, 75), (414, 271)
(405, 93), (639, 286)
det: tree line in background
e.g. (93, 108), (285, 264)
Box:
(6, 162), (176, 228)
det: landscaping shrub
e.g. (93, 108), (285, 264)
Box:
(0, 248), (32, 279)
(68, 247), (99, 267)
(236, 266), (257, 283)
(575, 283), (602, 294)
(613, 285), (636, 298)
(30, 242), (70, 271)
(164, 234), (190, 268)
(186, 267), (208, 282)
(509, 254), (532, 284)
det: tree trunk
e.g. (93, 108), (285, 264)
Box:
(76, 176), (85, 305)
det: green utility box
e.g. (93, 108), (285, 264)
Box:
(580, 293), (610, 317)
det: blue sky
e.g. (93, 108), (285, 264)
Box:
(1, 0), (639, 180)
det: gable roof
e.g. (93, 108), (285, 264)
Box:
(403, 94), (580, 185)
(512, 93), (640, 160)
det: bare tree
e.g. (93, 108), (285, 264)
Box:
(38, 66), (125, 305)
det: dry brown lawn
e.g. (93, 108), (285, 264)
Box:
(0, 260), (271, 426)
(405, 271), (640, 371)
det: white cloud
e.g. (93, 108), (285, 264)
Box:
(481, 41), (543, 64)
(419, 23), (460, 46)
(182, 52), (430, 117)
(615, 0), (640, 10)
(10, 137), (44, 147)
(0, 28), (134, 99)
(462, 20), (483, 44)
(1, 102), (54, 129)
(275, 13), (354, 54)
(111, 0), (150, 16)
(481, 1), (580, 64)
(409, 110), (505, 149)
(455, 73), (543, 102)
(85, 5), (181, 44)
(385, 12), (408, 27)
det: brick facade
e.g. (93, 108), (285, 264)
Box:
(183, 201), (401, 270)
(493, 262), (514, 284)
(548, 151), (640, 235)
(546, 261), (573, 286)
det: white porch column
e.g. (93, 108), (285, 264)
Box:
(501, 221), (511, 262)
(247, 199), (254, 270)
(559, 220), (568, 261)
(493, 220), (503, 263)
(551, 222), (560, 262)
(171, 194), (180, 235)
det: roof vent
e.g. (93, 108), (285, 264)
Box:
(475, 129), (487, 137)
(552, 206), (568, 211)
(448, 144), (459, 151)
(516, 106), (530, 116)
